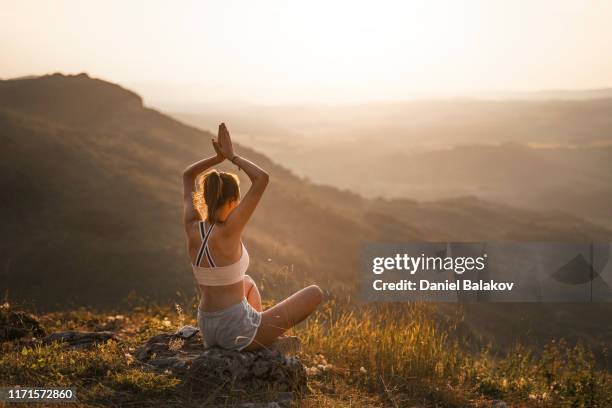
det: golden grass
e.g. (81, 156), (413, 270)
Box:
(0, 299), (610, 407)
(294, 298), (611, 407)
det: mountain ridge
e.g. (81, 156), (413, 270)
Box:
(0, 72), (143, 127)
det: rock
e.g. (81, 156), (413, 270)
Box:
(0, 306), (45, 341)
(42, 330), (118, 347)
(92, 314), (126, 332)
(134, 330), (307, 395)
(176, 325), (199, 338)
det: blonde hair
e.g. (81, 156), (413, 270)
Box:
(193, 170), (240, 223)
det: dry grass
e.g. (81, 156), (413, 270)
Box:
(294, 297), (611, 407)
(0, 298), (610, 407)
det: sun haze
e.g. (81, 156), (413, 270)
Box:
(1, 0), (612, 104)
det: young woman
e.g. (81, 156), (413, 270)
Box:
(183, 123), (323, 351)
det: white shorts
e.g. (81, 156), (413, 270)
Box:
(197, 298), (262, 351)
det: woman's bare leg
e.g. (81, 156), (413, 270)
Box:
(244, 275), (262, 312)
(243, 285), (323, 351)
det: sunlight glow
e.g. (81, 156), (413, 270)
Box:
(1, 0), (612, 103)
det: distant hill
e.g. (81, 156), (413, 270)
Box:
(175, 96), (612, 229)
(1, 74), (611, 313)
(375, 143), (612, 229)
(174, 96), (612, 150)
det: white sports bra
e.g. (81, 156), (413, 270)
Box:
(191, 221), (249, 286)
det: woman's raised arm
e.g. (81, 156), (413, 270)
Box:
(217, 123), (269, 236)
(182, 140), (224, 229)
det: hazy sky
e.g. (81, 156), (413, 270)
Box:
(1, 0), (612, 104)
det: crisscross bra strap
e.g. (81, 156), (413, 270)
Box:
(195, 221), (216, 267)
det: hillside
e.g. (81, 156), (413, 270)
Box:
(2, 301), (610, 407)
(3, 74), (611, 311)
(0, 73), (383, 309)
(376, 143), (612, 228)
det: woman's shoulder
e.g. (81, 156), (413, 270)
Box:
(209, 223), (241, 246)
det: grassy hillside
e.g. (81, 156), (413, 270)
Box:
(1, 301), (610, 407)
